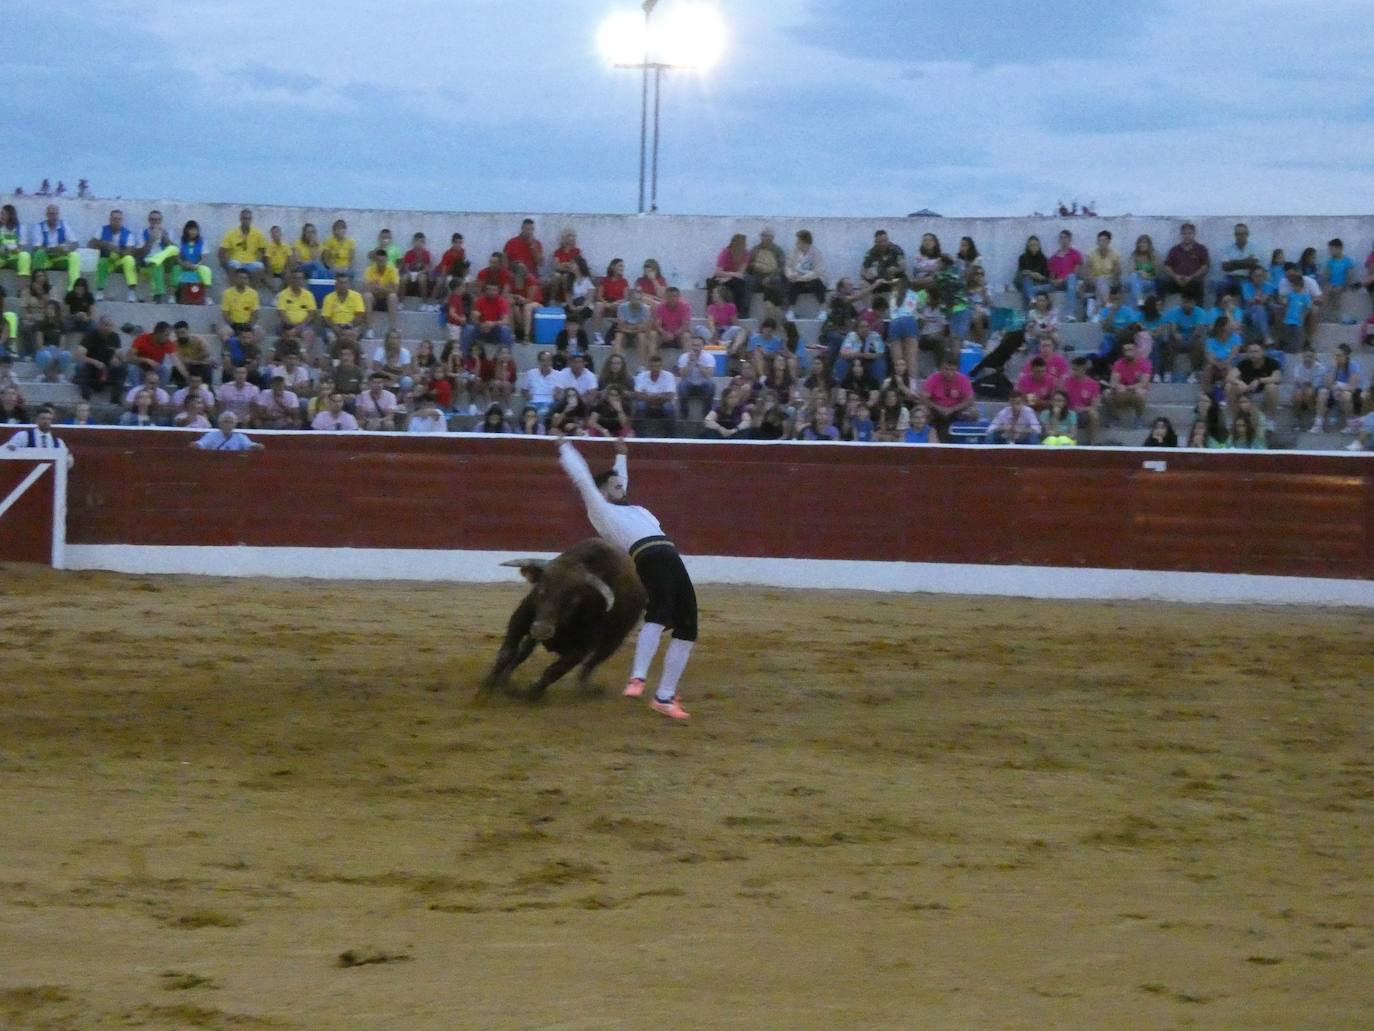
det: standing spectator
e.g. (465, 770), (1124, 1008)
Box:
(471, 280), (515, 349)
(4, 405), (72, 463)
(1226, 341), (1282, 423)
(400, 232), (433, 302)
(220, 268), (260, 334)
(920, 355), (978, 441)
(1276, 264), (1321, 350)
(292, 223), (329, 279)
(217, 208), (268, 287)
(25, 203), (81, 289)
(1290, 345), (1328, 432)
(1015, 235), (1054, 307)
(708, 234), (750, 315)
(503, 218), (544, 280)
(1107, 337), (1153, 428)
(1216, 222), (1261, 299)
(1062, 357), (1102, 444)
(1047, 230), (1084, 320)
(275, 269), (319, 359)
(652, 287), (693, 351)
(1082, 230), (1122, 311)
(216, 365), (260, 425)
(522, 349), (559, 416)
(1160, 222), (1210, 303)
(254, 376), (302, 429)
(321, 272), (368, 346)
(0, 204), (28, 287)
(320, 219), (356, 276)
(311, 391), (360, 431)
(75, 315), (125, 402)
(355, 372), (399, 430)
(89, 209), (140, 301)
(1322, 238), (1355, 320)
(193, 411), (263, 451)
(490, 346), (519, 413)
(135, 210), (180, 303)
(785, 229), (827, 314)
(862, 229), (906, 297)
(176, 220), (214, 297)
(632, 354), (677, 422)
(362, 248), (400, 338)
(987, 392), (1042, 445)
(1125, 234), (1160, 307)
(433, 232), (468, 299)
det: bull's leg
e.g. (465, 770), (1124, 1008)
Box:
(526, 651), (589, 701)
(575, 634), (629, 694)
(479, 600), (536, 695)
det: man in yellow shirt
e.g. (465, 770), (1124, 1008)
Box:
(275, 269), (319, 360)
(320, 219), (356, 276)
(264, 225), (291, 284)
(218, 208), (268, 288)
(320, 271), (367, 348)
(221, 268), (261, 332)
(362, 248), (400, 337)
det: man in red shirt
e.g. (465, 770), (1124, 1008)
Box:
(1061, 356), (1103, 443)
(1108, 337), (1153, 428)
(472, 281), (514, 351)
(1161, 222), (1211, 303)
(433, 232), (468, 299)
(503, 218), (544, 281)
(476, 252), (513, 294)
(920, 355), (978, 441)
(400, 232), (432, 301)
(127, 320), (179, 389)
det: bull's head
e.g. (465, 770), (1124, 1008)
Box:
(501, 558), (617, 642)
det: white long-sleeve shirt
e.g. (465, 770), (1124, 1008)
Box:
(559, 441), (663, 553)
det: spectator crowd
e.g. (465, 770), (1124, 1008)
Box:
(2, 201), (1373, 450)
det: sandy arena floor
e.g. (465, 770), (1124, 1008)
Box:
(1, 565), (1371, 1030)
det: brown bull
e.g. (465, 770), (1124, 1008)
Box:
(479, 538), (647, 700)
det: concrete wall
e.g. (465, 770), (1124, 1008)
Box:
(13, 195), (1374, 293)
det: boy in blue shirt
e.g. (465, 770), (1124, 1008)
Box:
(1323, 238), (1354, 320)
(1278, 264), (1320, 350)
(1162, 295), (1213, 383)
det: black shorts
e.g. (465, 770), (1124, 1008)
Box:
(633, 544), (698, 642)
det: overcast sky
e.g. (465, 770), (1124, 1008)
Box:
(9, 1), (1374, 218)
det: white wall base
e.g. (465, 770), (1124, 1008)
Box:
(61, 544), (1374, 608)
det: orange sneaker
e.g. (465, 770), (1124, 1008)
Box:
(624, 677), (646, 698)
(649, 696), (690, 720)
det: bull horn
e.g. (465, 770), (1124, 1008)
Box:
(585, 574), (616, 612)
(501, 558), (549, 583)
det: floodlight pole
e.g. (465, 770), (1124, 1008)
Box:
(636, 0), (657, 215)
(650, 63), (662, 212)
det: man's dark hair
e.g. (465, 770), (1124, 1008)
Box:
(1329, 238), (1344, 248)
(593, 468), (618, 489)
(36, 403), (54, 415)
(154, 321), (171, 333)
(760, 318), (777, 330)
(1071, 356), (1089, 369)
(173, 320), (189, 330)
(1098, 230), (1111, 240)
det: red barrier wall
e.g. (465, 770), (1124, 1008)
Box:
(55, 429), (1374, 581)
(0, 459), (57, 565)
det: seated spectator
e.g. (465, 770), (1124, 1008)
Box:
(1226, 341), (1281, 422)
(362, 248), (400, 338)
(1107, 337), (1152, 428)
(269, 352), (313, 398)
(902, 404), (935, 443)
(956, 236), (982, 275)
(399, 232), (433, 301)
(0, 204), (28, 286)
(546, 388), (588, 433)
(554, 351), (599, 408)
(1361, 240), (1374, 299)
(124, 367), (171, 414)
(1216, 222), (1261, 299)
(703, 286), (741, 347)
(1142, 416), (1178, 447)
(861, 229), (906, 297)
(1159, 222), (1210, 303)
(320, 219), (357, 276)
(636, 259), (669, 305)
(515, 405), (545, 436)
(522, 349), (559, 415)
(1228, 403), (1266, 450)
(834, 321), (887, 385)
(176, 220), (214, 297)
(120, 387), (164, 426)
(220, 268), (261, 334)
(89, 208), (140, 302)
(873, 388), (908, 441)
(490, 346), (519, 413)
(785, 229), (827, 313)
(705, 234), (750, 317)
(761, 352), (801, 408)
(1125, 234), (1160, 307)
(1162, 295), (1214, 384)
(64, 399), (93, 426)
(292, 223), (329, 279)
(965, 266), (992, 342)
(1047, 230), (1083, 319)
(1289, 345), (1327, 432)
(171, 321), (213, 385)
(63, 276), (95, 336)
(1039, 390), (1078, 442)
(75, 315), (125, 402)
(311, 390), (359, 431)
(275, 269), (319, 359)
(127, 321), (176, 388)
(0, 384), (28, 425)
(1324, 344), (1361, 432)
(920, 355), (978, 441)
(171, 372), (215, 413)
(880, 355), (921, 407)
(220, 324), (266, 384)
(217, 208), (269, 287)
(632, 354), (677, 421)
(432, 232), (469, 300)
(1277, 263), (1321, 350)
(1014, 235), (1054, 307)
(797, 402), (839, 441)
(701, 386), (750, 439)
(472, 281), (515, 349)
(356, 372), (399, 430)
(332, 346), (364, 402)
(1344, 410), (1374, 451)
(321, 272), (368, 345)
(452, 341), (494, 414)
(503, 218), (544, 280)
(370, 329), (414, 394)
(1014, 356), (1058, 411)
(509, 261), (544, 342)
(565, 256), (598, 324)
(987, 391), (1041, 445)
(612, 287), (656, 365)
(1062, 356), (1102, 444)
(551, 228), (583, 295)
(31, 301), (70, 381)
(1322, 238), (1354, 318)
(263, 225), (291, 286)
(136, 210), (180, 303)
(254, 376), (302, 429)
(1238, 266), (1275, 345)
(1093, 285), (1140, 358)
(477, 402), (513, 434)
(676, 336), (716, 412)
(1082, 230), (1122, 309)
(173, 394), (212, 430)
(843, 402), (876, 442)
(653, 287), (693, 351)
(193, 411), (262, 450)
(909, 234), (942, 291)
(588, 385), (635, 439)
(406, 394), (447, 433)
(25, 203), (81, 289)
(216, 365), (260, 425)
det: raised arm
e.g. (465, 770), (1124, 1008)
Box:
(558, 438), (614, 520)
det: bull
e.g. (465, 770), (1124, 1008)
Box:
(479, 538), (647, 700)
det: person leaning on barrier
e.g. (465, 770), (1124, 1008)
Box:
(192, 411), (263, 451)
(5, 404), (74, 467)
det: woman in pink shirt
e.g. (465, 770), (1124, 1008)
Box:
(706, 286), (741, 347)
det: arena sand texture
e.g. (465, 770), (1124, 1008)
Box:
(1, 566), (1371, 1030)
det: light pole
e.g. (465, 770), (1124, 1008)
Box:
(637, 0), (655, 215)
